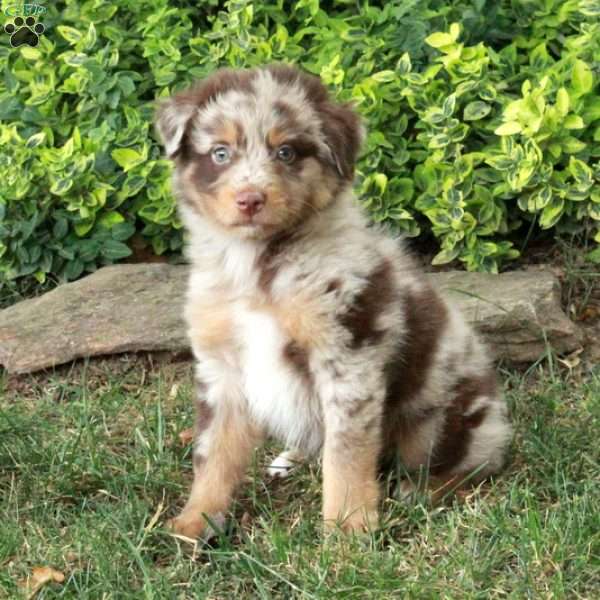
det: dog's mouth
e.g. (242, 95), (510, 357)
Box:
(230, 210), (281, 229)
(229, 216), (280, 238)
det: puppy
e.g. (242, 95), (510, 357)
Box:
(155, 64), (511, 538)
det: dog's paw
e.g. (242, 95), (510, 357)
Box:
(167, 512), (205, 540)
(324, 509), (379, 535)
(267, 449), (303, 479)
(167, 510), (225, 541)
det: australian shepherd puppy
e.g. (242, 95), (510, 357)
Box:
(155, 64), (511, 538)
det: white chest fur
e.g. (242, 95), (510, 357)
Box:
(235, 305), (324, 454)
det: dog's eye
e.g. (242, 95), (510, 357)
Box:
(276, 145), (296, 163)
(211, 145), (231, 165)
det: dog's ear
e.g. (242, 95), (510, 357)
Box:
(320, 101), (366, 180)
(155, 69), (253, 159)
(155, 95), (197, 159)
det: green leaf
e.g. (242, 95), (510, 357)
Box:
(564, 115), (584, 130)
(63, 53), (89, 66)
(50, 179), (73, 196)
(494, 122), (522, 136)
(463, 101), (491, 121)
(84, 22), (97, 50)
(449, 23), (461, 41)
(396, 53), (411, 75)
(78, 240), (100, 262)
(562, 137), (587, 154)
(74, 220), (95, 237)
(442, 95), (456, 118)
(425, 32), (455, 48)
(586, 247), (600, 264)
(57, 26), (83, 45)
(556, 88), (570, 116)
(111, 222), (136, 241)
(371, 70), (396, 83)
(20, 47), (41, 60)
(53, 219), (68, 239)
(98, 212), (125, 228)
(26, 132), (46, 148)
(432, 247), (460, 265)
(588, 204), (600, 221)
(572, 60), (593, 95)
(569, 157), (593, 188)
(111, 148), (145, 172)
(64, 259), (84, 280)
(540, 197), (565, 229)
(101, 240), (132, 260)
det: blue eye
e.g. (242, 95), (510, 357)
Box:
(276, 145), (296, 163)
(211, 145), (231, 164)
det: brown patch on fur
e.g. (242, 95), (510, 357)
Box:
(256, 231), (296, 292)
(283, 340), (312, 383)
(326, 279), (341, 293)
(322, 434), (381, 532)
(192, 399), (214, 470)
(195, 398), (214, 437)
(185, 149), (231, 188)
(187, 297), (234, 352)
(429, 372), (497, 476)
(276, 294), (332, 353)
(398, 285), (449, 395)
(380, 284), (448, 459)
(389, 407), (440, 470)
(338, 259), (395, 349)
(169, 405), (263, 539)
(319, 101), (363, 180)
(386, 285), (448, 404)
(267, 127), (292, 149)
(214, 119), (244, 147)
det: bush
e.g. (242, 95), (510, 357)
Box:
(1, 0), (599, 287)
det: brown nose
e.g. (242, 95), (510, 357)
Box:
(235, 190), (265, 217)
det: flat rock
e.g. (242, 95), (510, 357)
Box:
(0, 264), (583, 374)
(0, 264), (189, 374)
(429, 269), (583, 363)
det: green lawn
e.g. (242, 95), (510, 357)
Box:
(1, 357), (598, 599)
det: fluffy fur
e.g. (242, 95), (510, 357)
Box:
(155, 64), (512, 538)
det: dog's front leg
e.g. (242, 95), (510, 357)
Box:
(321, 395), (383, 534)
(169, 390), (263, 540)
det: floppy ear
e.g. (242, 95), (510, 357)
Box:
(319, 101), (366, 180)
(155, 96), (197, 159)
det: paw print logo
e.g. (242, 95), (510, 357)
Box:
(4, 16), (45, 47)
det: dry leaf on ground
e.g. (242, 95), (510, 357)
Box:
(178, 427), (194, 446)
(19, 566), (65, 599)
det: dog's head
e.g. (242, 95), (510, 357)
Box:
(156, 64), (364, 239)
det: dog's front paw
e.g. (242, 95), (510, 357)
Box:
(324, 508), (379, 535)
(167, 511), (207, 540)
(167, 510), (226, 541)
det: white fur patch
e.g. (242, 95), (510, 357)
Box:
(267, 449), (304, 478)
(237, 307), (324, 454)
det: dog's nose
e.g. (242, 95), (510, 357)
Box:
(235, 190), (266, 216)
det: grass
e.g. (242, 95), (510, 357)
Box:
(1, 356), (598, 599)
